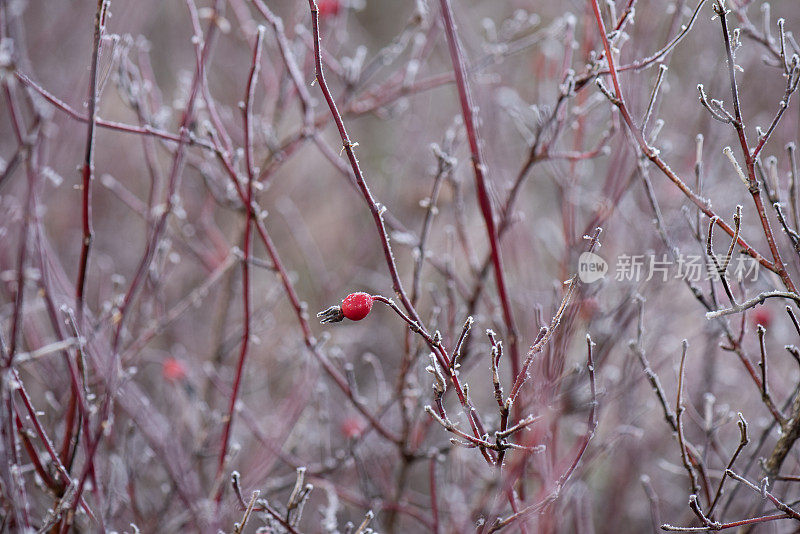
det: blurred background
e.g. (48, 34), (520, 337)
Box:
(4, 0), (800, 532)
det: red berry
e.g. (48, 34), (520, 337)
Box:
(162, 357), (187, 382)
(317, 0), (340, 17)
(341, 292), (373, 321)
(751, 307), (772, 329)
(340, 417), (364, 438)
(577, 297), (599, 322)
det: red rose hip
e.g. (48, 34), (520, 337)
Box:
(317, 0), (340, 17)
(341, 292), (373, 321)
(317, 292), (375, 323)
(162, 357), (187, 382)
(751, 307), (772, 329)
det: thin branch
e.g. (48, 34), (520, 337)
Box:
(706, 413), (749, 517)
(706, 291), (800, 319)
(76, 0), (110, 324)
(675, 340), (701, 501)
(215, 25), (264, 497)
(438, 0), (521, 377)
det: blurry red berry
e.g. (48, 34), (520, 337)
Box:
(341, 292), (374, 321)
(162, 357), (187, 382)
(340, 417), (364, 438)
(751, 307), (772, 329)
(578, 297), (599, 322)
(317, 0), (340, 17)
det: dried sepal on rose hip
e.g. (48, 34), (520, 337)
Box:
(317, 292), (374, 324)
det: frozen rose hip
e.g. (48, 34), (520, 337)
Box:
(340, 417), (365, 439)
(317, 292), (375, 323)
(751, 307), (772, 329)
(317, 0), (340, 17)
(162, 357), (187, 382)
(341, 292), (373, 320)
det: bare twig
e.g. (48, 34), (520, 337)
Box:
(438, 0), (521, 377)
(706, 291), (800, 319)
(215, 25), (265, 497)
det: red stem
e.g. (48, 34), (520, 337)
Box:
(215, 25), (264, 498)
(437, 0), (521, 379)
(75, 0), (108, 325)
(429, 456), (440, 534)
(12, 369), (96, 522)
(3, 82), (29, 364)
